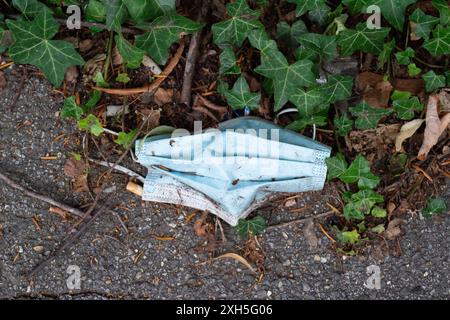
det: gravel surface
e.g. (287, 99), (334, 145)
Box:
(0, 68), (449, 300)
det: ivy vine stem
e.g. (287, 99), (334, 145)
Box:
(103, 31), (114, 81)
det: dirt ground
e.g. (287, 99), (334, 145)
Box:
(0, 67), (449, 299)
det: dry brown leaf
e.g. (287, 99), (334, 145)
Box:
(194, 212), (209, 237)
(0, 71), (6, 90)
(395, 118), (425, 152)
(63, 158), (86, 178)
(418, 95), (450, 160)
(154, 87), (174, 106)
(64, 66), (78, 85)
(357, 72), (425, 96)
(385, 218), (403, 240)
(356, 72), (393, 108)
(64, 158), (89, 193)
(112, 47), (123, 66)
(212, 253), (256, 273)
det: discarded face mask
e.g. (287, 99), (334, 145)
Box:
(135, 117), (331, 226)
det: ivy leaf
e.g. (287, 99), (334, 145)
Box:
(115, 129), (137, 149)
(336, 229), (360, 243)
(338, 23), (390, 55)
(6, 11), (84, 87)
(371, 206), (387, 218)
(422, 197), (447, 218)
(11, 0), (52, 19)
(349, 189), (384, 215)
(116, 72), (130, 83)
(296, 33), (337, 61)
(377, 39), (395, 69)
(410, 8), (439, 40)
(422, 70), (446, 92)
(78, 114), (104, 136)
(290, 86), (326, 117)
(255, 49), (315, 111)
(320, 75), (353, 104)
(211, 0), (262, 47)
(325, 153), (348, 180)
(423, 25), (450, 56)
(219, 46), (240, 75)
(349, 101), (392, 130)
(276, 20), (307, 47)
(248, 28), (278, 53)
(123, 0), (175, 22)
(395, 47), (414, 65)
(115, 33), (145, 69)
(85, 0), (106, 22)
(342, 0), (370, 15)
(83, 90), (102, 113)
(223, 75), (260, 111)
(369, 224), (385, 234)
(393, 96), (423, 120)
(340, 154), (380, 189)
(407, 63), (422, 77)
(286, 0), (327, 17)
(286, 114), (328, 131)
(61, 96), (84, 120)
(235, 215), (266, 238)
(334, 113), (353, 136)
(432, 0), (450, 26)
(307, 5), (331, 26)
(135, 13), (203, 65)
(374, 0), (416, 31)
(105, 0), (128, 32)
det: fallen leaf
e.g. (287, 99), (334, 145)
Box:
(194, 212), (210, 237)
(395, 118), (425, 152)
(64, 66), (78, 85)
(357, 72), (425, 96)
(49, 207), (70, 220)
(418, 95), (450, 160)
(64, 158), (89, 193)
(112, 47), (123, 66)
(154, 87), (174, 106)
(385, 218), (403, 240)
(356, 72), (392, 108)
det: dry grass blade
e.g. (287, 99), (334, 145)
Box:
(201, 252), (256, 273)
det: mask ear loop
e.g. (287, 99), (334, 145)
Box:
(276, 108), (317, 140)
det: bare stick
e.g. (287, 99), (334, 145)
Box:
(92, 42), (185, 95)
(180, 31), (202, 106)
(267, 210), (334, 230)
(0, 170), (85, 218)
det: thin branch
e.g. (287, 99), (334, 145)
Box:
(0, 169), (85, 218)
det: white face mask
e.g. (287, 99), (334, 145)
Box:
(135, 117), (331, 226)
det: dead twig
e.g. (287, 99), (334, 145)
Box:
(180, 31), (203, 106)
(192, 105), (220, 122)
(196, 94), (228, 112)
(266, 210), (334, 230)
(92, 42), (185, 95)
(0, 169), (85, 218)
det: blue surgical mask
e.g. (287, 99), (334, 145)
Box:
(135, 117), (331, 226)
